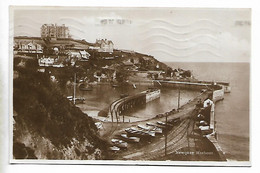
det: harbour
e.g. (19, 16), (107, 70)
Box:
(11, 7), (250, 164)
(70, 78), (230, 161)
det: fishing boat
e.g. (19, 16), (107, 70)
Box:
(67, 73), (85, 104)
(120, 134), (140, 143)
(109, 146), (120, 151)
(67, 96), (85, 104)
(120, 93), (129, 98)
(125, 127), (155, 138)
(112, 84), (119, 88)
(111, 139), (128, 149)
(79, 83), (93, 91)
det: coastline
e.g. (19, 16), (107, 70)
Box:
(88, 81), (228, 161)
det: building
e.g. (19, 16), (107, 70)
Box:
(16, 40), (43, 53)
(79, 50), (90, 60)
(122, 60), (138, 71)
(38, 57), (55, 67)
(41, 24), (70, 40)
(38, 56), (65, 68)
(95, 39), (114, 52)
(67, 50), (90, 61)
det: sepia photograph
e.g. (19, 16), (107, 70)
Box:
(10, 6), (250, 165)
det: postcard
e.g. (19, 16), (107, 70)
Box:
(10, 6), (250, 166)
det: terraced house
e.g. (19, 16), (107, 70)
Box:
(15, 40), (43, 54)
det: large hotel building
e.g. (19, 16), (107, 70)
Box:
(41, 24), (70, 40)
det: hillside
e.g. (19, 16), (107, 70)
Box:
(13, 58), (108, 160)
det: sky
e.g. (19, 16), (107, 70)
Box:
(11, 7), (251, 62)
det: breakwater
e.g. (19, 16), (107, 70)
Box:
(108, 89), (161, 123)
(130, 79), (230, 93)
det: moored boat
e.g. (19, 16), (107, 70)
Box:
(111, 139), (128, 149)
(120, 134), (140, 143)
(67, 74), (85, 104)
(109, 146), (120, 151)
(79, 83), (93, 91)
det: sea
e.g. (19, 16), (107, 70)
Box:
(76, 62), (250, 161)
(167, 62), (250, 161)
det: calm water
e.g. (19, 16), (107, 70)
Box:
(75, 62), (249, 161)
(168, 62), (250, 161)
(75, 84), (199, 121)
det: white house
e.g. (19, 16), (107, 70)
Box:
(79, 50), (90, 60)
(68, 50), (90, 60)
(17, 41), (43, 53)
(38, 57), (55, 67)
(68, 51), (81, 59)
(96, 39), (114, 53)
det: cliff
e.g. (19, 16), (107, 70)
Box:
(13, 58), (108, 160)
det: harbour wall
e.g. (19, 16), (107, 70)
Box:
(205, 85), (226, 161)
(212, 86), (225, 102)
(130, 79), (230, 93)
(144, 89), (161, 103)
(151, 80), (226, 161)
(153, 80), (210, 90)
(109, 89), (161, 122)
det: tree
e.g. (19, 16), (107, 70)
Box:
(182, 70), (192, 78)
(116, 70), (128, 83)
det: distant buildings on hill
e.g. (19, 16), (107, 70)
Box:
(41, 24), (71, 40)
(14, 40), (43, 54)
(14, 23), (117, 68)
(89, 39), (114, 53)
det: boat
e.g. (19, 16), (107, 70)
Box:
(120, 93), (129, 98)
(152, 126), (163, 134)
(156, 121), (173, 129)
(146, 122), (156, 127)
(67, 73), (85, 104)
(112, 83), (119, 87)
(120, 134), (140, 143)
(79, 83), (93, 91)
(199, 120), (208, 126)
(125, 127), (155, 138)
(95, 122), (103, 129)
(138, 124), (150, 131)
(167, 117), (181, 126)
(146, 122), (166, 130)
(145, 131), (156, 137)
(157, 121), (166, 126)
(109, 146), (120, 151)
(137, 124), (162, 135)
(199, 125), (210, 131)
(111, 139), (128, 149)
(67, 96), (85, 104)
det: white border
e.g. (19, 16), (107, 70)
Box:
(8, 6), (251, 166)
(1, 0), (260, 173)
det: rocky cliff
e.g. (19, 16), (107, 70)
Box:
(13, 58), (108, 160)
